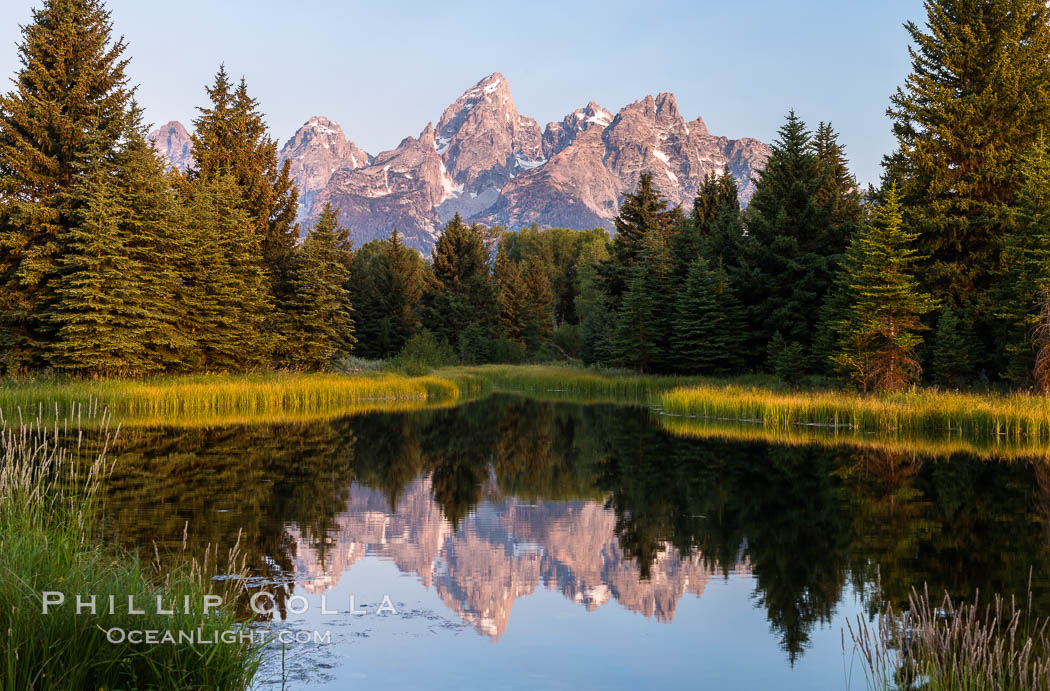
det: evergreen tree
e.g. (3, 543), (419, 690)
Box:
(673, 167), (742, 276)
(117, 118), (193, 370)
(610, 230), (673, 372)
(494, 240), (555, 354)
(47, 118), (188, 375)
(348, 231), (425, 360)
(671, 257), (746, 374)
(831, 186), (935, 392)
(1000, 139), (1050, 386)
(601, 172), (682, 304)
(520, 257), (554, 352)
(494, 243), (529, 344)
(887, 0), (1050, 362)
(45, 157), (143, 374)
(380, 228), (425, 355)
(930, 307), (975, 389)
(422, 214), (497, 346)
(767, 331), (808, 388)
(190, 68), (299, 343)
(740, 111), (848, 364)
(813, 122), (863, 231)
(0, 0), (134, 371)
(177, 175), (271, 371)
(286, 204), (355, 369)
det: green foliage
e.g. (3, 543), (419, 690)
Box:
(887, 0), (1050, 365)
(740, 112), (851, 364)
(671, 258), (746, 375)
(390, 329), (458, 375)
(283, 203), (356, 370)
(767, 332), (808, 388)
(189, 67), (299, 289)
(831, 185), (935, 392)
(609, 229), (674, 372)
(675, 166), (742, 274)
(0, 0), (135, 372)
(422, 214), (498, 345)
(552, 323), (583, 358)
(494, 241), (554, 354)
(999, 139), (1050, 387)
(500, 224), (608, 326)
(348, 229), (425, 359)
(930, 308), (975, 389)
(177, 175), (272, 371)
(601, 172), (682, 304)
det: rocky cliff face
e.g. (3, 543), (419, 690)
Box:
(148, 120), (193, 172)
(150, 73), (769, 252)
(277, 116), (372, 220)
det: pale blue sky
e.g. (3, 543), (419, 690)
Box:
(1, 0), (920, 186)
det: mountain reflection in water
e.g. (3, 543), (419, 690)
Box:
(101, 394), (1050, 663)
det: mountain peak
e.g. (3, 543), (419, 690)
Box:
(278, 116), (371, 221)
(148, 120), (193, 172)
(434, 73), (542, 191)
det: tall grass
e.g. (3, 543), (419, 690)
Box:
(657, 412), (1050, 461)
(659, 384), (1050, 446)
(846, 583), (1050, 690)
(450, 363), (699, 404)
(0, 371), (483, 427)
(0, 410), (263, 690)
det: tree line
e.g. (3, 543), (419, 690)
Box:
(4, 0), (1050, 394)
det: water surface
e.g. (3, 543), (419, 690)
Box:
(101, 395), (1050, 689)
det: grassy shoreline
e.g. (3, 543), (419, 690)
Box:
(0, 371), (485, 426)
(2, 364), (1050, 454)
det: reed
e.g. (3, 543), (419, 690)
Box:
(658, 384), (1050, 445)
(0, 410), (263, 690)
(657, 412), (1050, 461)
(846, 582), (1050, 690)
(0, 371), (484, 427)
(449, 363), (701, 403)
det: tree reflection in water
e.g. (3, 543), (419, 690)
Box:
(97, 395), (1050, 660)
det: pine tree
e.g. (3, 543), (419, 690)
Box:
(382, 228), (424, 355)
(45, 157), (143, 374)
(189, 67), (299, 352)
(177, 174), (271, 371)
(930, 307), (975, 389)
(887, 0), (1050, 364)
(520, 257), (554, 352)
(673, 167), (741, 276)
(672, 258), (745, 374)
(767, 331), (808, 388)
(494, 243), (529, 344)
(740, 111), (847, 364)
(0, 0), (134, 371)
(46, 117), (189, 375)
(1000, 139), (1050, 386)
(610, 230), (673, 372)
(831, 186), (935, 392)
(813, 122), (863, 231)
(422, 214), (497, 346)
(286, 204), (355, 369)
(601, 172), (682, 304)
(116, 117), (192, 370)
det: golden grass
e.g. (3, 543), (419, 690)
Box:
(657, 412), (1050, 460)
(658, 384), (1050, 449)
(445, 363), (697, 404)
(0, 371), (484, 427)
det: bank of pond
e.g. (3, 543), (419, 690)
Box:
(4, 371), (1050, 689)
